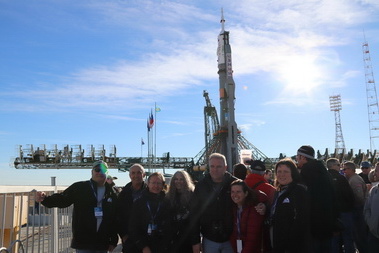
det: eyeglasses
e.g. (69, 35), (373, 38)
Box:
(149, 181), (163, 186)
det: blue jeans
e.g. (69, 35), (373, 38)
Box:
(331, 212), (355, 253)
(202, 237), (233, 253)
(76, 250), (107, 253)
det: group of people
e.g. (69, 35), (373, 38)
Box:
(34, 145), (379, 253)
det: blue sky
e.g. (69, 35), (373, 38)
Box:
(1, 0), (379, 186)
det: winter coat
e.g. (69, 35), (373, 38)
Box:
(42, 179), (118, 250)
(117, 181), (147, 238)
(230, 204), (265, 253)
(127, 191), (172, 253)
(348, 173), (367, 207)
(364, 185), (379, 238)
(328, 169), (355, 213)
(271, 183), (310, 253)
(300, 160), (335, 239)
(190, 172), (237, 244)
(169, 192), (193, 253)
(245, 173), (276, 206)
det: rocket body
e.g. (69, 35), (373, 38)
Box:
(217, 15), (238, 171)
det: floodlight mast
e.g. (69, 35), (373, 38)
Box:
(329, 95), (346, 155)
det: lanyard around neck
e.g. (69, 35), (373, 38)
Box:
(146, 200), (161, 223)
(237, 207), (242, 238)
(90, 181), (105, 205)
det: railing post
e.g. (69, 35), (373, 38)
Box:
(51, 177), (58, 253)
(0, 247), (9, 253)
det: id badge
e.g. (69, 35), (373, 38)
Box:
(147, 224), (152, 235)
(151, 224), (157, 231)
(237, 239), (242, 253)
(94, 207), (103, 217)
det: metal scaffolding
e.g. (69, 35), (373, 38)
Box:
(329, 95), (346, 155)
(363, 40), (379, 152)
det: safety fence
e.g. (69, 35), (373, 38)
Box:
(0, 186), (73, 253)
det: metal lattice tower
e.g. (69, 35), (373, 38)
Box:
(363, 40), (379, 152)
(329, 95), (346, 154)
(192, 89), (270, 168)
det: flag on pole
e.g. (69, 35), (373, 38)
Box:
(141, 138), (145, 145)
(147, 119), (150, 132)
(155, 107), (161, 112)
(149, 110), (154, 128)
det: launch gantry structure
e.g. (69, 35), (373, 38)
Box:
(13, 144), (194, 172)
(363, 39), (379, 152)
(192, 90), (270, 169)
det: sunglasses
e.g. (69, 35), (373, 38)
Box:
(93, 167), (101, 172)
(93, 164), (108, 174)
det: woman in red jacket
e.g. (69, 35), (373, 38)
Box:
(230, 179), (265, 253)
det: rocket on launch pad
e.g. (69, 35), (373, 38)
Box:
(216, 9), (239, 170)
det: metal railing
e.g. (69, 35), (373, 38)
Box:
(0, 188), (74, 253)
(0, 240), (24, 253)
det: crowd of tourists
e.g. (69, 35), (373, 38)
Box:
(35, 145), (379, 253)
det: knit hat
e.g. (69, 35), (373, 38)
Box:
(297, 145), (315, 159)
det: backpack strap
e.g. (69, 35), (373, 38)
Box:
(251, 180), (265, 189)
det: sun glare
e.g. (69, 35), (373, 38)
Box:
(278, 56), (323, 95)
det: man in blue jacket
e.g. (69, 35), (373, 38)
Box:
(36, 161), (118, 253)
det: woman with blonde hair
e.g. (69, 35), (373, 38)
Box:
(166, 170), (195, 253)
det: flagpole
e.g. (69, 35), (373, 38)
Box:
(147, 118), (151, 173)
(154, 102), (157, 170)
(141, 138), (143, 158)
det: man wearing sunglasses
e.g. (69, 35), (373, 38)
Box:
(36, 161), (118, 253)
(359, 161), (372, 192)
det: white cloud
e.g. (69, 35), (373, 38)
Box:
(2, 0), (379, 113)
(238, 120), (266, 132)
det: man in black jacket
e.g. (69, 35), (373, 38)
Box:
(190, 153), (237, 253)
(296, 145), (336, 253)
(326, 158), (356, 253)
(36, 161), (118, 253)
(116, 163), (147, 253)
